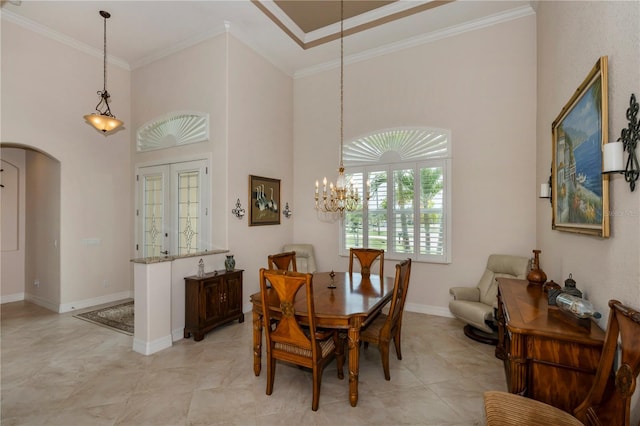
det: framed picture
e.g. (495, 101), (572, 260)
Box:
(552, 56), (609, 237)
(249, 175), (281, 226)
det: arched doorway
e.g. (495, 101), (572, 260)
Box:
(1, 143), (61, 311)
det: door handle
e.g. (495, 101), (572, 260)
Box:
(160, 250), (169, 255)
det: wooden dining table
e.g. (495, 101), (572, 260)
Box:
(250, 271), (395, 407)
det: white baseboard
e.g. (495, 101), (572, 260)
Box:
(133, 335), (172, 356)
(172, 328), (184, 342)
(24, 293), (59, 312)
(405, 302), (454, 318)
(58, 291), (133, 313)
(1, 292), (25, 304)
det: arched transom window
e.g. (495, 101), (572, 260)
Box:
(341, 128), (452, 263)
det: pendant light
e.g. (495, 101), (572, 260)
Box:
(314, 0), (368, 215)
(84, 10), (123, 133)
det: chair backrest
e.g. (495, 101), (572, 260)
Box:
(477, 254), (529, 305)
(268, 251), (297, 272)
(283, 244), (317, 273)
(259, 268), (318, 356)
(573, 299), (640, 425)
(380, 259), (412, 335)
(349, 248), (384, 277)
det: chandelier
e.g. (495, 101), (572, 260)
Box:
(83, 11), (123, 134)
(314, 1), (368, 215)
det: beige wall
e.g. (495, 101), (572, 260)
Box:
(4, 1), (637, 325)
(293, 14), (538, 314)
(1, 20), (132, 311)
(24, 150), (61, 309)
(536, 1), (640, 319)
(131, 32), (294, 304)
(227, 35), (294, 300)
(132, 35), (228, 251)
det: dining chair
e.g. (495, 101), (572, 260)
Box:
(360, 258), (411, 380)
(267, 251), (297, 272)
(484, 299), (640, 425)
(259, 268), (344, 411)
(349, 248), (384, 277)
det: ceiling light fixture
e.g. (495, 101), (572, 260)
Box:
(314, 0), (368, 215)
(83, 10), (123, 134)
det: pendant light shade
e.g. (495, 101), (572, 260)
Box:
(84, 10), (123, 133)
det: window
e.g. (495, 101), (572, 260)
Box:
(137, 159), (209, 258)
(340, 128), (451, 263)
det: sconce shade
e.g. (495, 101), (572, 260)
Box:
(84, 113), (124, 133)
(603, 141), (624, 172)
(539, 183), (550, 198)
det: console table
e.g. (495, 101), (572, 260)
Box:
(495, 278), (606, 413)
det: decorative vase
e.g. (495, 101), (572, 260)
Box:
(225, 255), (235, 272)
(527, 249), (547, 286)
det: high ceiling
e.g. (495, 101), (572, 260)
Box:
(1, 1), (532, 75)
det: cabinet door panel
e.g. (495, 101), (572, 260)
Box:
(202, 278), (224, 325)
(225, 273), (243, 317)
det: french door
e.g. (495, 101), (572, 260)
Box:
(137, 160), (209, 258)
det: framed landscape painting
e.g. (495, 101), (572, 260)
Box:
(249, 175), (280, 226)
(551, 56), (609, 237)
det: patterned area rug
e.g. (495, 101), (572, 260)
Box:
(74, 301), (134, 335)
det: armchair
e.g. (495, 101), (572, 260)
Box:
(449, 254), (529, 344)
(282, 244), (317, 273)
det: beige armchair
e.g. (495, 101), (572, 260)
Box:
(282, 244), (317, 273)
(449, 254), (529, 344)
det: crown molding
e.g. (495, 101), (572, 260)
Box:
(1, 9), (130, 70)
(295, 4), (535, 79)
(130, 25), (227, 70)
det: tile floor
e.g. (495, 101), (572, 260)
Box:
(1, 301), (506, 425)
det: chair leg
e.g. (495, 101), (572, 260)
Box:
(393, 329), (402, 360)
(266, 354), (275, 395)
(312, 366), (322, 411)
(380, 341), (391, 381)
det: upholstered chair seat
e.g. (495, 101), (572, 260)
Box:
(449, 254), (529, 343)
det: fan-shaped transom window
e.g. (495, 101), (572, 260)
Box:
(137, 112), (209, 152)
(341, 127), (451, 264)
(343, 128), (450, 166)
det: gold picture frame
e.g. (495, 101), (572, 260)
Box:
(249, 175), (281, 226)
(551, 56), (609, 237)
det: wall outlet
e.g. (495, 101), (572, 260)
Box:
(103, 279), (110, 288)
(33, 280), (40, 287)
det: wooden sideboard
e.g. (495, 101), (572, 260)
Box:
(495, 278), (606, 413)
(184, 269), (244, 341)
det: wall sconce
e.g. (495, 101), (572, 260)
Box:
(282, 202), (292, 218)
(231, 198), (245, 219)
(539, 166), (552, 204)
(602, 93), (639, 191)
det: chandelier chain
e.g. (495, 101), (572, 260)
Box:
(340, 0), (344, 169)
(103, 13), (107, 93)
(313, 0), (368, 215)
